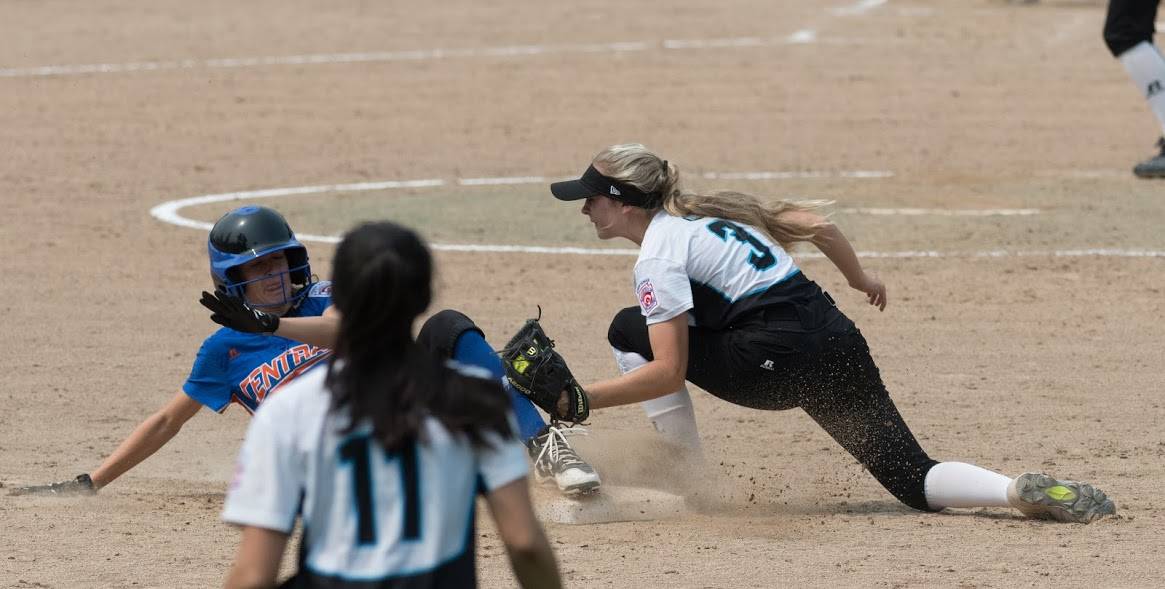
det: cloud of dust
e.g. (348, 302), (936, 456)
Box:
(569, 429), (757, 514)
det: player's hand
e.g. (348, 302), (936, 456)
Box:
(556, 390), (568, 417)
(849, 274), (887, 311)
(199, 288), (281, 334)
(9, 474), (96, 496)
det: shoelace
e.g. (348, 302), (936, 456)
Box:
(534, 424), (590, 469)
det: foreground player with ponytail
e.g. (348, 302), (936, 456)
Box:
(546, 143), (1116, 524)
(223, 221), (561, 589)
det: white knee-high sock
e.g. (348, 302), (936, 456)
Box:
(1119, 41), (1165, 135)
(924, 462), (1013, 510)
(612, 348), (702, 452)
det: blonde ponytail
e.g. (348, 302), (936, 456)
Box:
(593, 144), (830, 249)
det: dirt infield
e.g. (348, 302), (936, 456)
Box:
(3, 0), (1164, 587)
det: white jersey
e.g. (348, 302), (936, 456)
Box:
(634, 211), (808, 329)
(222, 365), (528, 588)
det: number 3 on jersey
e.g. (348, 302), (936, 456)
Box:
(339, 435), (421, 546)
(706, 220), (777, 270)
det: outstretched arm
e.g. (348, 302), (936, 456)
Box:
(777, 210), (887, 311)
(580, 314), (689, 409)
(271, 306), (340, 348)
(200, 291), (341, 348)
(90, 392), (203, 488)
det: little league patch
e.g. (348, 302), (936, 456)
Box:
(637, 279), (658, 313)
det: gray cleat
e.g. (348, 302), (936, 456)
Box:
(527, 424), (601, 495)
(1007, 473), (1116, 523)
(1133, 137), (1165, 178)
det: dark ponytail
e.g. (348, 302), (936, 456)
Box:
(325, 222), (512, 451)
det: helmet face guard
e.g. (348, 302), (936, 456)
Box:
(208, 206), (315, 309)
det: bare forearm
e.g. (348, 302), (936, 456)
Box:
(91, 414), (184, 488)
(507, 544), (562, 589)
(586, 360), (684, 409)
(274, 315), (338, 349)
(809, 221), (888, 309)
(812, 222), (868, 286)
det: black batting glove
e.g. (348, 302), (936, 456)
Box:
(199, 288), (280, 334)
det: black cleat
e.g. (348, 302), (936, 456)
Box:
(1133, 137), (1165, 178)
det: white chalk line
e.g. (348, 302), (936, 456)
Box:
(149, 179), (445, 231)
(787, 30), (818, 44)
(818, 249), (1165, 259)
(837, 207), (1039, 217)
(150, 170), (906, 232)
(425, 248), (1165, 259)
(2, 1), (897, 80)
(1036, 169), (1126, 179)
(426, 174), (1043, 217)
(831, 0), (888, 16)
(146, 172), (1162, 258)
(1, 0), (893, 79)
(0, 35), (848, 78)
(703, 170), (893, 180)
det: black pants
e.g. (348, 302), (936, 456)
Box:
(608, 304), (939, 512)
(1105, 0), (1160, 56)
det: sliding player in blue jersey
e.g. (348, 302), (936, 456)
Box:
(12, 205), (597, 497)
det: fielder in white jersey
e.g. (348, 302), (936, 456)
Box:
(222, 222), (561, 589)
(547, 143), (1116, 525)
(632, 209), (803, 331)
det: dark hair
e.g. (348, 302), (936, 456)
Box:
(325, 221), (512, 451)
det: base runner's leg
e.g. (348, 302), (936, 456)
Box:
(452, 328), (545, 440)
(423, 310), (600, 494)
(417, 309), (545, 439)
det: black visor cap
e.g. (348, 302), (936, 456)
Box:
(550, 165), (659, 207)
(550, 165), (608, 201)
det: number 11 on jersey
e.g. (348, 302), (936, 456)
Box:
(338, 435), (421, 545)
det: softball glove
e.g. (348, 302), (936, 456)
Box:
(500, 316), (589, 424)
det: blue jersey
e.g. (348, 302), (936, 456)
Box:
(183, 282), (334, 414)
